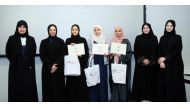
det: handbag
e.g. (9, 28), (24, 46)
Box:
(64, 55), (81, 76)
(111, 58), (127, 84)
(84, 56), (100, 87)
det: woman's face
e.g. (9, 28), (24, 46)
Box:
(166, 22), (174, 32)
(72, 26), (79, 36)
(143, 25), (150, 34)
(18, 25), (27, 34)
(94, 27), (101, 36)
(115, 27), (123, 37)
(49, 26), (57, 37)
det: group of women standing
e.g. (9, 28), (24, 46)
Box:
(132, 20), (186, 102)
(5, 19), (186, 102)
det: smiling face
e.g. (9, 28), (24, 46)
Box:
(166, 22), (174, 33)
(72, 26), (79, 36)
(18, 25), (27, 34)
(49, 26), (57, 37)
(115, 27), (123, 37)
(94, 27), (101, 36)
(143, 25), (150, 34)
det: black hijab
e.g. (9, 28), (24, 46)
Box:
(14, 20), (29, 37)
(70, 24), (81, 42)
(141, 22), (154, 37)
(164, 20), (176, 36)
(47, 24), (57, 39)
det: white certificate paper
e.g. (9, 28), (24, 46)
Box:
(92, 44), (109, 55)
(111, 43), (127, 55)
(68, 43), (85, 55)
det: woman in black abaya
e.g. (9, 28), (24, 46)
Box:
(65, 24), (89, 102)
(40, 24), (66, 102)
(157, 20), (186, 102)
(132, 23), (158, 102)
(6, 20), (38, 102)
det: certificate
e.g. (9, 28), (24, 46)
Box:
(111, 43), (127, 55)
(92, 44), (109, 55)
(68, 43), (85, 55)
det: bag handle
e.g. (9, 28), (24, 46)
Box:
(88, 55), (94, 67)
(114, 55), (122, 64)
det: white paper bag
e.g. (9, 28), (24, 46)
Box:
(111, 62), (127, 84)
(64, 55), (81, 76)
(84, 56), (100, 87)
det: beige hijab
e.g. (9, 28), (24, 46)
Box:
(112, 26), (125, 43)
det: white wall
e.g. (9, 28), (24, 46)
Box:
(146, 5), (190, 101)
(0, 58), (8, 102)
(0, 5), (143, 102)
(185, 76), (190, 101)
(0, 5), (143, 55)
(1, 5), (190, 102)
(146, 5), (190, 75)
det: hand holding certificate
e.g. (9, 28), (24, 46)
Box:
(111, 43), (127, 55)
(68, 43), (85, 56)
(92, 44), (109, 55)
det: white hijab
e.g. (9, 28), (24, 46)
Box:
(90, 25), (108, 64)
(92, 25), (106, 44)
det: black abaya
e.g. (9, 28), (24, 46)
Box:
(65, 36), (89, 102)
(6, 35), (38, 102)
(40, 36), (66, 102)
(157, 34), (186, 102)
(132, 34), (158, 101)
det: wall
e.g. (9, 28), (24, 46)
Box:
(146, 5), (190, 75)
(0, 5), (143, 102)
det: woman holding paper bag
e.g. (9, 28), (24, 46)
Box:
(65, 24), (89, 101)
(157, 20), (186, 102)
(132, 23), (158, 102)
(40, 24), (66, 102)
(87, 25), (109, 102)
(109, 26), (132, 102)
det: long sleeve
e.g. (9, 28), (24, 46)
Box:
(134, 36), (144, 64)
(149, 37), (158, 65)
(55, 40), (65, 66)
(30, 37), (36, 66)
(124, 39), (132, 62)
(117, 39), (132, 95)
(30, 37), (36, 57)
(158, 37), (164, 58)
(79, 38), (89, 69)
(165, 35), (182, 62)
(125, 39), (132, 94)
(40, 40), (53, 66)
(65, 39), (69, 55)
(6, 36), (12, 61)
